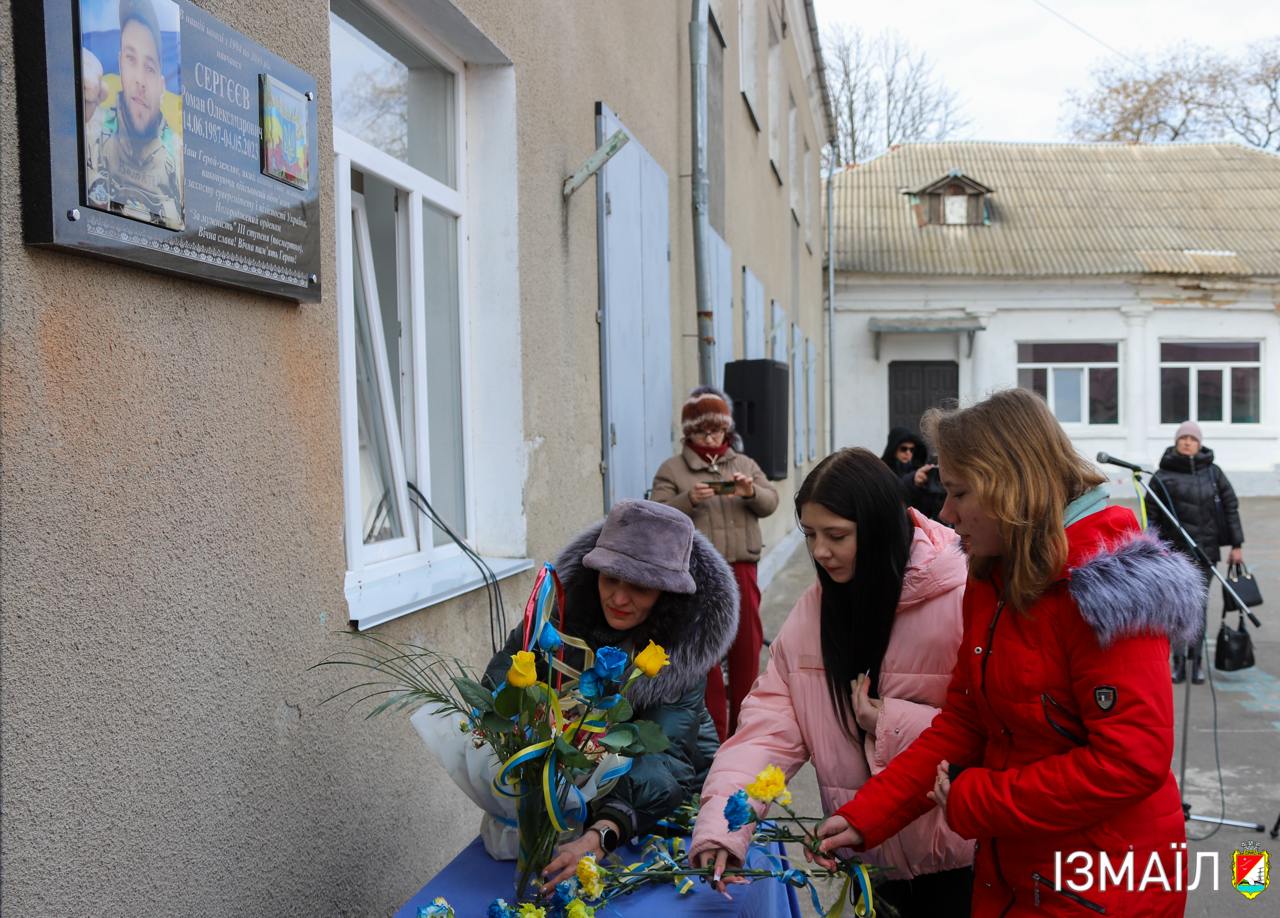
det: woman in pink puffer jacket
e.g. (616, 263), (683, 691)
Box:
(690, 448), (974, 916)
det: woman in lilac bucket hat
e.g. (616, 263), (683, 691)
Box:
(483, 499), (739, 885)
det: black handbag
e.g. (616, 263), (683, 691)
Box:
(1215, 611), (1255, 672)
(1221, 563), (1263, 611)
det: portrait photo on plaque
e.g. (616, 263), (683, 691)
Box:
(260, 74), (309, 190)
(78, 0), (185, 230)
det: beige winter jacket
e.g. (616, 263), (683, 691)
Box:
(650, 444), (779, 563)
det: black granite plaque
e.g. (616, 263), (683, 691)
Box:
(17, 0), (322, 303)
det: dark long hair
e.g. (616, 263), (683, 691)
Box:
(795, 448), (912, 737)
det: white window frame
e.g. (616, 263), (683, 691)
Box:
(766, 9), (782, 181)
(1016, 342), (1121, 427)
(739, 0), (760, 127)
(1158, 340), (1263, 426)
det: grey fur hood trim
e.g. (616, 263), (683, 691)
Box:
(1068, 531), (1205, 648)
(555, 520), (739, 709)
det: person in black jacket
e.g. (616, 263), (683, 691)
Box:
(483, 499), (739, 884)
(1144, 420), (1246, 684)
(880, 427), (946, 520)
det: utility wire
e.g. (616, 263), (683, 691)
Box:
(1026, 0), (1148, 72)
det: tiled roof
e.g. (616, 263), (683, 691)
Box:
(830, 142), (1280, 277)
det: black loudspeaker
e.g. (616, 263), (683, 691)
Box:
(724, 359), (790, 481)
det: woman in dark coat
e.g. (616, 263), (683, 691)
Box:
(1144, 420), (1246, 684)
(881, 427), (946, 521)
(484, 499), (739, 885)
(819, 389), (1203, 917)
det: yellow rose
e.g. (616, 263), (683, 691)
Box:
(506, 650), (538, 688)
(745, 764), (789, 803)
(565, 900), (595, 918)
(634, 641), (670, 678)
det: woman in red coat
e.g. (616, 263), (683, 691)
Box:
(817, 389), (1203, 917)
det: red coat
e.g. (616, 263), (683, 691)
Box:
(836, 506), (1204, 916)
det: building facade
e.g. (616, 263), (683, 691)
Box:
(830, 142), (1280, 494)
(0, 0), (833, 914)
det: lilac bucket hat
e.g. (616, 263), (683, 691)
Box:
(582, 499), (697, 595)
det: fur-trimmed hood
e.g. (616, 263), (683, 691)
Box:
(555, 520), (739, 709)
(1066, 507), (1206, 648)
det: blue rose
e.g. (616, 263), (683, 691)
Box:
(538, 622), (563, 653)
(593, 646), (629, 682)
(486, 899), (513, 918)
(723, 789), (753, 832)
(578, 669), (605, 701)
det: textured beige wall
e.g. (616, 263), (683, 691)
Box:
(0, 1), (828, 914)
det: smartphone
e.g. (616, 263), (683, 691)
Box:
(707, 480), (737, 494)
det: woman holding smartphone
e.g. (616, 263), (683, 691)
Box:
(817, 389), (1203, 917)
(651, 387), (778, 741)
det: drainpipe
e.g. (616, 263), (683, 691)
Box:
(690, 0), (714, 386)
(825, 143), (837, 453)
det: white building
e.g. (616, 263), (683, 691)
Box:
(829, 142), (1280, 494)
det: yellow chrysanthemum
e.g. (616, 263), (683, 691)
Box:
(634, 641), (670, 678)
(576, 855), (604, 899)
(745, 764), (789, 803)
(516, 904), (546, 918)
(506, 650), (538, 688)
(565, 900), (595, 918)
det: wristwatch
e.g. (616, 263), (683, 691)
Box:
(590, 822), (620, 853)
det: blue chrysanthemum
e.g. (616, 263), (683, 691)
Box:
(724, 788), (753, 831)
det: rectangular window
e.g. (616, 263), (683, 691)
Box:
(707, 11), (726, 235)
(742, 267), (766, 359)
(739, 0), (760, 126)
(788, 94), (799, 215)
(1016, 342), (1120, 425)
(770, 300), (787, 363)
(766, 12), (782, 181)
(803, 140), (812, 244)
(333, 1), (470, 594)
(1159, 341), (1262, 425)
(792, 324), (805, 466)
(944, 195), (967, 225)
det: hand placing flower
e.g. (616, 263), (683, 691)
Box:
(543, 833), (604, 888)
(634, 640), (670, 678)
(506, 650), (538, 689)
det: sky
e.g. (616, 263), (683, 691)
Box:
(813, 0), (1264, 143)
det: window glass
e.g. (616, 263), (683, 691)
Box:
(330, 2), (456, 187)
(1160, 367), (1190, 424)
(352, 213), (404, 545)
(1017, 367), (1048, 400)
(1196, 369), (1224, 422)
(1160, 341), (1260, 362)
(1017, 343), (1118, 363)
(1052, 368), (1083, 423)
(944, 195), (968, 225)
(707, 14), (725, 235)
(1088, 367), (1119, 424)
(1231, 367), (1261, 424)
(423, 201), (466, 546)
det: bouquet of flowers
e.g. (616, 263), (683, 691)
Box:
(318, 564), (672, 900)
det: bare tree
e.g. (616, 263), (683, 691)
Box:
(822, 25), (967, 167)
(1065, 39), (1280, 151)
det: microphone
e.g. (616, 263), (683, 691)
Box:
(1096, 452), (1150, 474)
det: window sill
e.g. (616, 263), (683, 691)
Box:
(346, 554), (534, 631)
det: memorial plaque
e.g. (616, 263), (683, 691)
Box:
(17, 0), (322, 302)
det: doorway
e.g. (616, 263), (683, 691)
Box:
(888, 361), (959, 442)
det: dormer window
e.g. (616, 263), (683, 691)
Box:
(905, 171), (994, 227)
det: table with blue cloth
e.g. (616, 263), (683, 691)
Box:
(396, 837), (803, 917)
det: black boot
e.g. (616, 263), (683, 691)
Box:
(1191, 658), (1205, 685)
(1172, 655), (1186, 684)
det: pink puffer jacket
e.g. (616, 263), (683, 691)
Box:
(690, 510), (975, 878)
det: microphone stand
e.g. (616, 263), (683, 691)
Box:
(1127, 468), (1265, 832)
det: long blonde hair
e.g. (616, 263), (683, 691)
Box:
(922, 388), (1105, 612)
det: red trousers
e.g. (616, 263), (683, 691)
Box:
(705, 561), (763, 741)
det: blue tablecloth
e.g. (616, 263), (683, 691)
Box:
(396, 837), (802, 917)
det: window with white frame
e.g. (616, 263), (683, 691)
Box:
(1016, 342), (1119, 425)
(788, 94), (799, 215)
(1159, 341), (1261, 425)
(331, 1), (470, 584)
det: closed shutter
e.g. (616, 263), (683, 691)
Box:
(708, 228), (733, 388)
(742, 267), (765, 359)
(597, 104), (673, 508)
